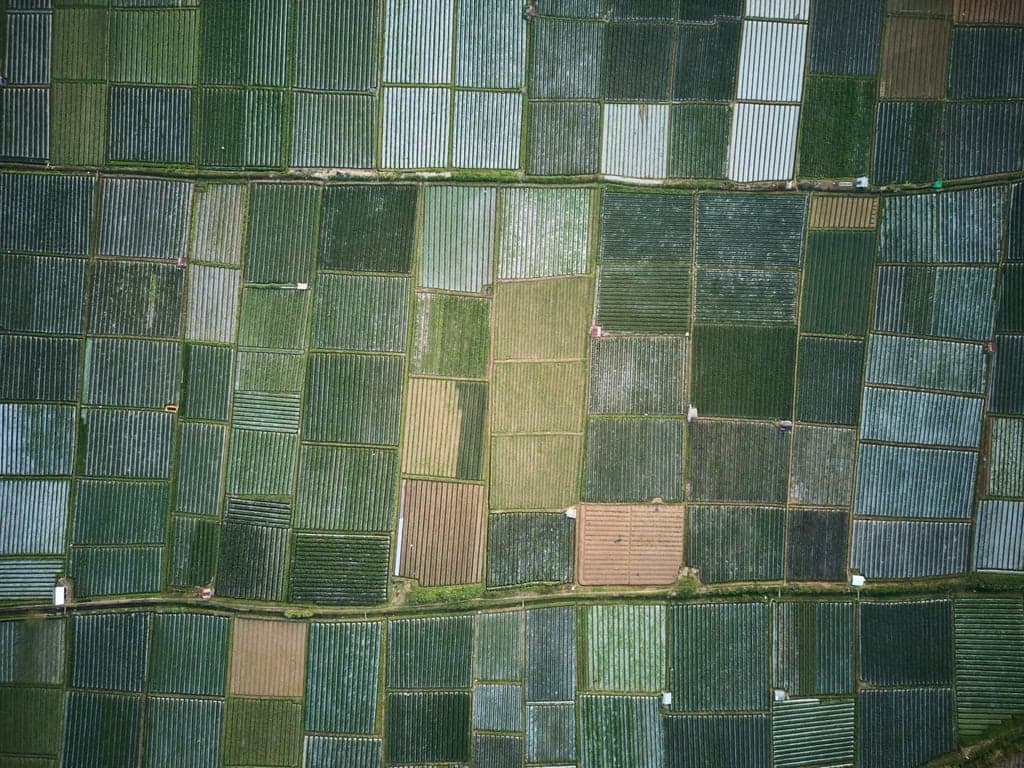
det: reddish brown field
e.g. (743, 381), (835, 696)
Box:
(229, 619), (308, 698)
(809, 197), (878, 230)
(398, 480), (484, 586)
(880, 17), (950, 99)
(576, 504), (685, 586)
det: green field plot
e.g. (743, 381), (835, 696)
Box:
(419, 185), (495, 292)
(109, 8), (198, 85)
(798, 76), (874, 178)
(388, 615), (473, 689)
(853, 444), (976, 519)
(493, 277), (593, 361)
(0, 686), (63, 756)
(235, 351), (304, 393)
(474, 683), (523, 731)
(475, 610), (524, 682)
(81, 408), (173, 479)
(69, 547), (164, 597)
(493, 361), (585, 433)
(304, 736), (382, 768)
(873, 265), (995, 341)
(245, 184), (319, 283)
(1, 255), (84, 335)
(526, 101), (600, 176)
(191, 184), (246, 266)
(795, 337), (864, 426)
(695, 267), (798, 324)
(786, 509), (850, 582)
(199, 0), (288, 87)
(665, 714), (769, 768)
(238, 287), (309, 351)
(107, 86), (194, 165)
(991, 335), (1024, 415)
(318, 186), (417, 273)
(403, 378), (488, 480)
(223, 698), (301, 767)
(143, 697), (222, 768)
(865, 334), (985, 394)
(859, 600), (953, 685)
(989, 417), (1024, 497)
(692, 325), (796, 419)
(313, 274), (410, 352)
(386, 692), (471, 764)
(490, 434), (582, 509)
(61, 692), (143, 768)
(176, 422), (226, 517)
(583, 605), (665, 692)
(169, 516), (219, 587)
(789, 426), (855, 507)
(772, 698), (855, 768)
(773, 602), (853, 696)
(83, 339), (180, 409)
(589, 336), (686, 416)
(72, 612), (151, 693)
(289, 534), (390, 605)
(199, 88), (286, 169)
(800, 231), (874, 336)
(0, 618), (65, 685)
(669, 602), (769, 711)
(584, 418), (684, 502)
(303, 353), (404, 446)
(528, 18), (603, 99)
(52, 83), (108, 166)
(669, 104), (731, 179)
(857, 689), (956, 768)
(52, 7), (108, 80)
(216, 523), (288, 602)
(410, 292), (490, 379)
(295, 445), (396, 531)
(0, 480), (68, 556)
(0, 336), (80, 403)
(580, 695), (663, 768)
(596, 262), (690, 335)
(498, 187), (591, 280)
(696, 194), (806, 268)
(674, 18), (741, 100)
(0, 173), (94, 257)
(685, 506), (785, 583)
(599, 191), (692, 262)
(0, 404), (76, 476)
(88, 261), (183, 339)
(187, 266), (240, 343)
(72, 480), (167, 545)
(999, 264), (1024, 332)
(872, 101), (941, 185)
(148, 613), (228, 696)
(225, 429), (296, 495)
(527, 702), (576, 763)
(486, 513), (575, 587)
(954, 598), (1024, 737)
(687, 420), (790, 504)
(525, 607), (575, 702)
(306, 621), (382, 734)
(603, 23), (673, 100)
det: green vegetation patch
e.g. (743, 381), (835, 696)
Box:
(584, 605), (665, 692)
(801, 230), (875, 336)
(674, 19), (740, 100)
(603, 23), (673, 100)
(245, 184), (319, 283)
(685, 506), (785, 583)
(1, 254), (84, 335)
(289, 534), (390, 606)
(0, 686), (63, 755)
(789, 425), (856, 507)
(692, 325), (796, 419)
(490, 434), (582, 509)
(475, 610), (524, 682)
(786, 509), (851, 583)
(169, 516), (219, 587)
(88, 261), (183, 339)
(473, 684), (523, 731)
(109, 9), (197, 85)
(387, 615), (473, 689)
(52, 82), (108, 166)
(302, 353), (404, 446)
(199, 0), (288, 87)
(860, 600), (953, 686)
(199, 88), (286, 169)
(385, 692), (471, 764)
(225, 429), (296, 495)
(669, 103), (731, 179)
(486, 513), (575, 588)
(992, 335), (1024, 415)
(795, 337), (864, 426)
(525, 607), (576, 702)
(318, 185), (417, 273)
(143, 697), (222, 768)
(69, 547), (163, 598)
(493, 361), (586, 433)
(148, 613), (228, 697)
(528, 18), (602, 99)
(175, 422), (226, 517)
(688, 420), (790, 504)
(72, 480), (168, 545)
(872, 101), (941, 185)
(493, 276), (593, 361)
(526, 101), (600, 176)
(589, 336), (686, 416)
(235, 351), (304, 393)
(584, 417), (684, 502)
(84, 338), (180, 409)
(52, 8), (108, 80)
(216, 522), (288, 602)
(313, 274), (410, 352)
(597, 262), (690, 334)
(238, 287), (310, 351)
(223, 698), (302, 767)
(579, 695), (663, 768)
(998, 264), (1024, 333)
(306, 621), (382, 734)
(72, 612), (151, 693)
(798, 76), (874, 178)
(874, 265), (995, 341)
(410, 292), (490, 379)
(61, 692), (142, 768)
(665, 714), (769, 768)
(670, 602), (769, 711)
(527, 702), (577, 763)
(0, 336), (80, 402)
(599, 190), (692, 262)
(773, 602), (854, 696)
(0, 618), (65, 686)
(295, 445), (396, 532)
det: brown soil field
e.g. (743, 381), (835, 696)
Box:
(398, 480), (484, 586)
(880, 17), (950, 99)
(809, 197), (878, 230)
(401, 378), (462, 478)
(888, 0), (952, 14)
(955, 0), (1023, 22)
(229, 618), (308, 698)
(576, 503), (685, 586)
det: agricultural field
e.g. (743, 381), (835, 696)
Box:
(2, 0), (1024, 765)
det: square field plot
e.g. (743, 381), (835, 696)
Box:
(410, 293), (490, 379)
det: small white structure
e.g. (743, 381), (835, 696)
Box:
(774, 689), (788, 702)
(53, 585), (66, 606)
(851, 574), (866, 588)
(564, 507), (577, 520)
(296, 282), (310, 291)
(855, 176), (870, 189)
(661, 691), (673, 707)
(686, 405), (699, 423)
